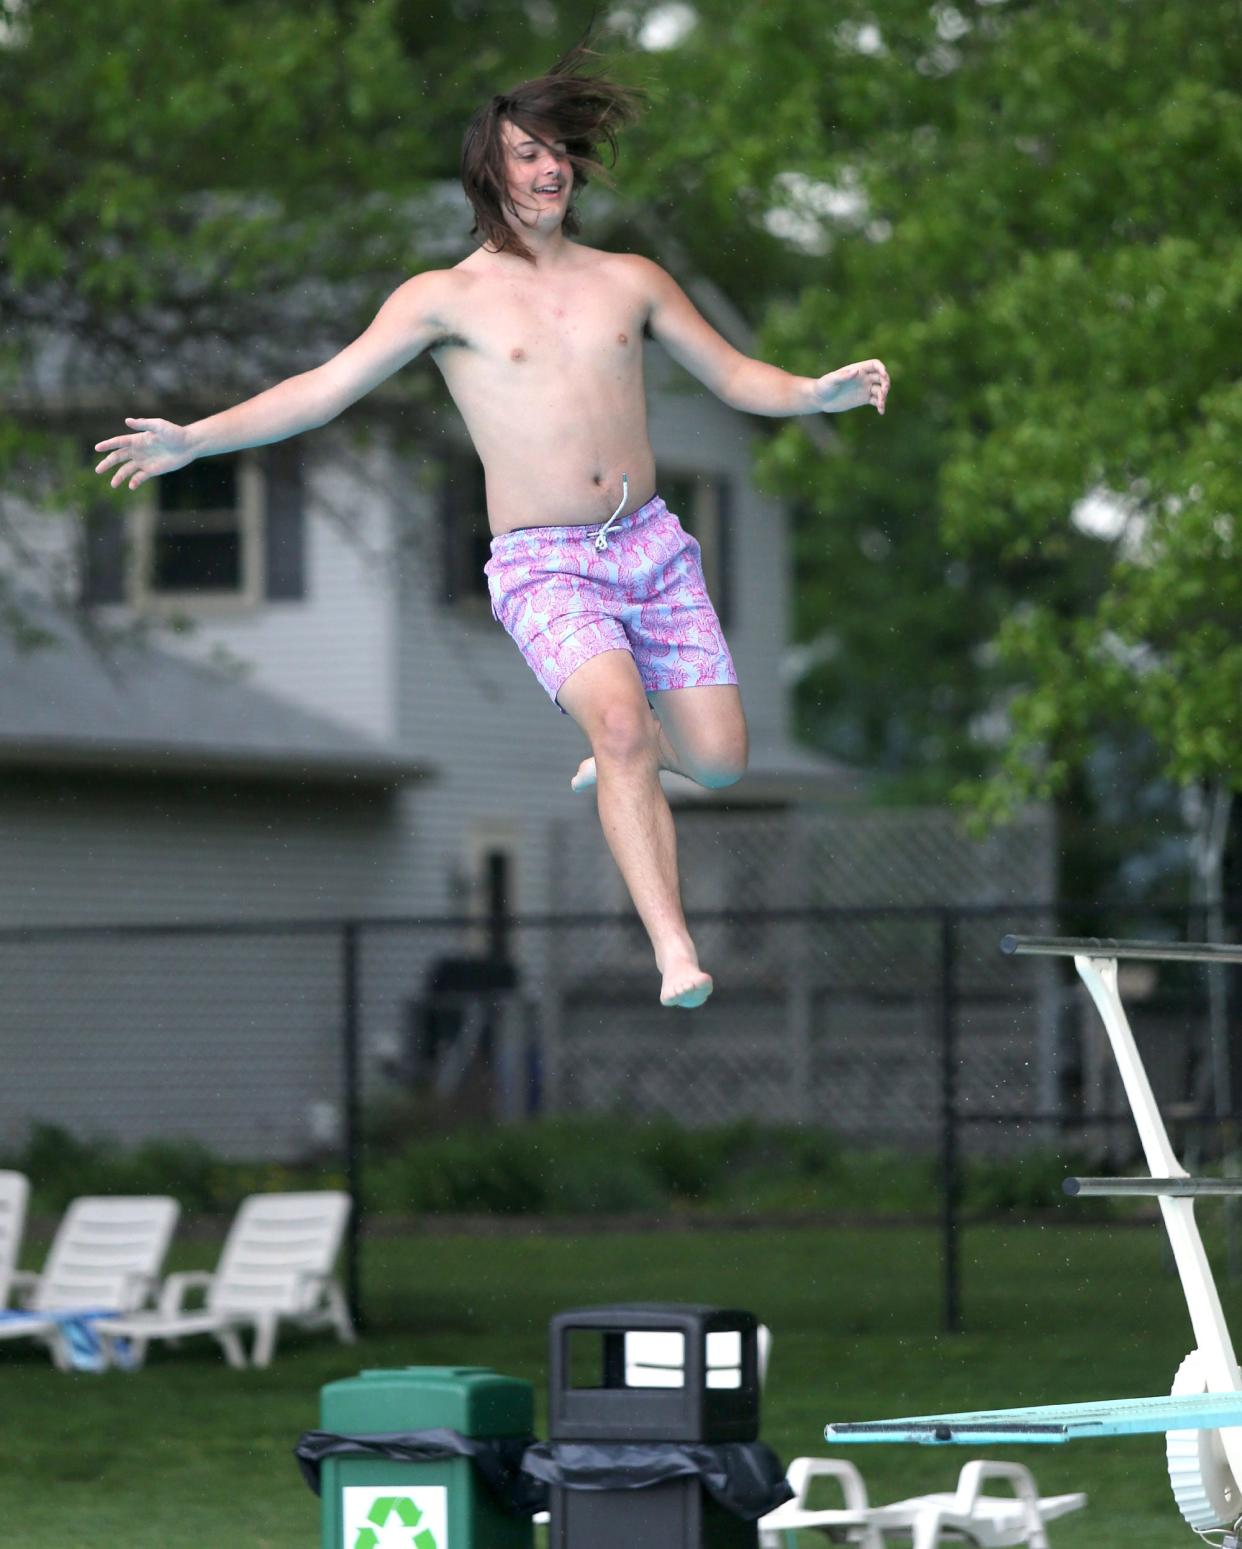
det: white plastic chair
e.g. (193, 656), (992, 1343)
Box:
(758, 1456), (1086, 1549)
(758, 1457), (887, 1549)
(97, 1191), (354, 1369)
(0, 1171), (30, 1308)
(0, 1194), (178, 1369)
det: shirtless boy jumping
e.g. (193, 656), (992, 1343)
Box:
(94, 50), (889, 1011)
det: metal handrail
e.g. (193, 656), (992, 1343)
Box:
(1065, 1176), (1242, 1198)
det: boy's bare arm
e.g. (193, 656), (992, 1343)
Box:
(636, 256), (889, 418)
(94, 271), (450, 489)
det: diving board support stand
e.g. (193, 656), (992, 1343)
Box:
(825, 934), (1242, 1538)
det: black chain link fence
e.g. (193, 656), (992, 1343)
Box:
(1, 901), (1237, 1330)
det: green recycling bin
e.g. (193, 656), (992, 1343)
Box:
(311, 1365), (535, 1549)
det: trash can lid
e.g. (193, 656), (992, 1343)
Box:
(552, 1304), (757, 1329)
(321, 1365), (534, 1437)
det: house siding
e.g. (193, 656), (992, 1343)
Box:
(151, 442), (400, 745)
(0, 771), (423, 1159)
(0, 772), (419, 929)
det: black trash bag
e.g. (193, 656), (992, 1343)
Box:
(294, 1427), (547, 1517)
(521, 1440), (792, 1521)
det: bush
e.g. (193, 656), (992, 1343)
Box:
(364, 1118), (844, 1217)
(3, 1117), (1105, 1223)
(962, 1149), (1101, 1216)
(3, 1121), (344, 1217)
(367, 1121), (669, 1215)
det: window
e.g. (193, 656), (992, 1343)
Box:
(82, 444), (305, 611)
(439, 454), (492, 609)
(662, 473), (732, 625)
(132, 452), (265, 610)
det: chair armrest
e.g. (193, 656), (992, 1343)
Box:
(293, 1270), (334, 1311)
(158, 1271), (214, 1317)
(7, 1270), (38, 1307)
(952, 1459), (1040, 1511)
(785, 1456), (872, 1512)
(119, 1272), (164, 1311)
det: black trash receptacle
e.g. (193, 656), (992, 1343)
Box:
(532, 1304), (789, 1549)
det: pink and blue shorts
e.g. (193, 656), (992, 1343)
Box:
(485, 493), (737, 709)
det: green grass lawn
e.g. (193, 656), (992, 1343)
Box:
(0, 1220), (1224, 1546)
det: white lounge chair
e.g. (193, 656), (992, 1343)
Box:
(874, 1459), (1086, 1546)
(97, 1190), (354, 1369)
(0, 1170), (30, 1307)
(758, 1457), (887, 1549)
(0, 1194), (178, 1369)
(758, 1456), (1086, 1549)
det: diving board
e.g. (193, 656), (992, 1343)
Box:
(827, 1393), (1242, 1446)
(824, 934), (1242, 1537)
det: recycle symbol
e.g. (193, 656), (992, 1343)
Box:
(352, 1495), (438, 1549)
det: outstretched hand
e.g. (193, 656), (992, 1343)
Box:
(813, 359), (890, 416)
(93, 418), (195, 490)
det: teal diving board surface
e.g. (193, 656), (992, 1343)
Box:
(826, 1393), (1242, 1446)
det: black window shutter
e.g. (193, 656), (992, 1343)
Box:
(263, 442), (305, 599)
(81, 505), (128, 605)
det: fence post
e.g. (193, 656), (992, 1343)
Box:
(940, 909), (961, 1334)
(342, 920), (363, 1329)
(787, 820), (814, 1122)
(540, 822), (567, 1115)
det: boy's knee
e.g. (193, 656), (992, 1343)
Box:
(683, 742), (748, 790)
(695, 756), (746, 790)
(592, 700), (657, 765)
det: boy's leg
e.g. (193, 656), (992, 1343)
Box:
(571, 683), (749, 792)
(651, 684), (748, 787)
(557, 648), (713, 1009)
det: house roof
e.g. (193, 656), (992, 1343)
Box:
(0, 602), (427, 788)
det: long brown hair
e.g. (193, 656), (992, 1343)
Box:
(461, 46), (643, 261)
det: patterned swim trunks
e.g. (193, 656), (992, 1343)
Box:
(485, 492), (737, 708)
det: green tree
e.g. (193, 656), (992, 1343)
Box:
(630, 0), (1242, 895)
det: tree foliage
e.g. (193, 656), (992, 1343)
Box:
(624, 0), (1242, 887)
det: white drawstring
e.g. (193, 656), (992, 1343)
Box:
(592, 474), (629, 550)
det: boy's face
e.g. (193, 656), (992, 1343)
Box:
(501, 118), (573, 230)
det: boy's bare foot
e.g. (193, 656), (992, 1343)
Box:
(570, 756), (597, 793)
(659, 957), (714, 1009)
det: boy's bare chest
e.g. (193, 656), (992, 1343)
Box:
(442, 275), (646, 370)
